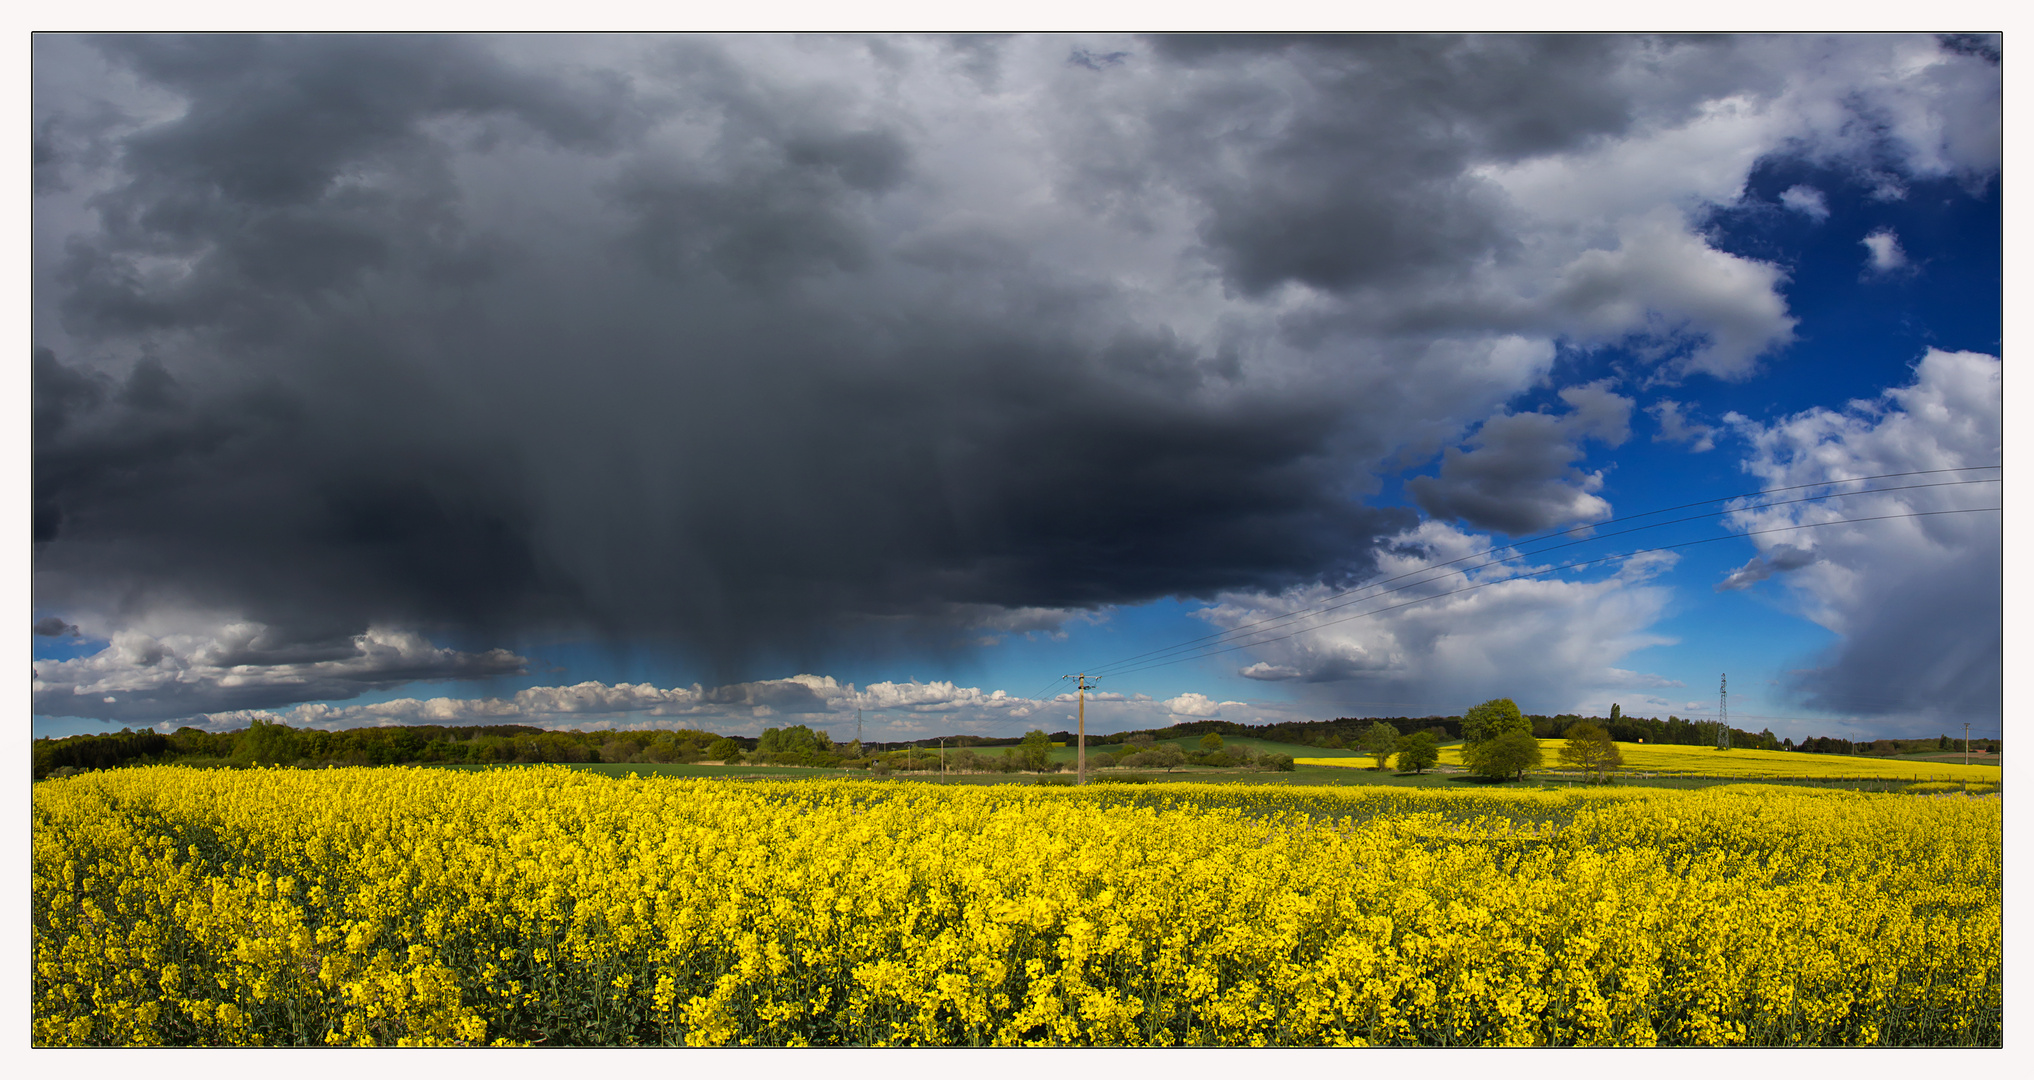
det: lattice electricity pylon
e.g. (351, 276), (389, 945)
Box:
(1718, 673), (1729, 749)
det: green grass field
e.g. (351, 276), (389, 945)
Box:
(435, 731), (1998, 794)
(1300, 738), (2003, 784)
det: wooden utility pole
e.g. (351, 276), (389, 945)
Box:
(1068, 674), (1099, 785)
(1964, 722), (1971, 767)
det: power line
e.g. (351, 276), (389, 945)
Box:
(1083, 476), (1999, 679)
(1018, 673), (1071, 708)
(1091, 506), (2000, 681)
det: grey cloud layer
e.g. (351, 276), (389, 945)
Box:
(32, 35), (2000, 714)
(31, 623), (527, 723)
(1407, 381), (1633, 534)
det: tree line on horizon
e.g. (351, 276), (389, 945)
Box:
(32, 709), (2000, 781)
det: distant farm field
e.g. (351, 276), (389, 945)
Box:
(1301, 740), (2003, 782)
(34, 766), (2000, 1047)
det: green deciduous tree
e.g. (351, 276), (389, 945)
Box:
(1018, 729), (1054, 771)
(707, 737), (743, 764)
(1558, 721), (1622, 783)
(1362, 721), (1400, 769)
(231, 718), (303, 766)
(1462, 698), (1529, 745)
(1199, 732), (1225, 753)
(1393, 731), (1439, 774)
(756, 725), (835, 764)
(1465, 728), (1541, 781)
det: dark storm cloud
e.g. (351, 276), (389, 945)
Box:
(100, 33), (639, 197)
(48, 35), (639, 342)
(1785, 562), (2000, 723)
(32, 34), (1999, 723)
(33, 34), (1434, 686)
(610, 126), (908, 283)
(1936, 33), (2001, 65)
(34, 340), (564, 638)
(1139, 35), (1645, 296)
(609, 38), (913, 283)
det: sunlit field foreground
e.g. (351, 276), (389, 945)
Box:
(1302, 741), (2002, 781)
(34, 767), (2000, 1047)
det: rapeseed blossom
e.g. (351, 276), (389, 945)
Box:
(32, 767), (2000, 1046)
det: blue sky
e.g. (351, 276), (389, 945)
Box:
(30, 34), (2003, 744)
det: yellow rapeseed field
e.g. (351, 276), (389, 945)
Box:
(33, 766), (2000, 1047)
(1302, 741), (2001, 781)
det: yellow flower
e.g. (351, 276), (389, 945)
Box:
(31, 766), (2001, 1047)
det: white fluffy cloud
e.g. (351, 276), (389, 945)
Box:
(1779, 185), (1829, 220)
(1722, 348), (2001, 725)
(1164, 692), (1240, 717)
(1861, 228), (1908, 272)
(166, 674), (1313, 739)
(1539, 209), (1796, 381)
(189, 676), (833, 733)
(1649, 398), (1718, 452)
(858, 679), (1030, 714)
(1193, 520), (1684, 718)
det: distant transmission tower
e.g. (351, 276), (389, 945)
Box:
(1718, 673), (1729, 749)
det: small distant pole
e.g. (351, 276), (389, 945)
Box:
(941, 738), (946, 779)
(1964, 721), (1971, 767)
(1066, 673), (1099, 785)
